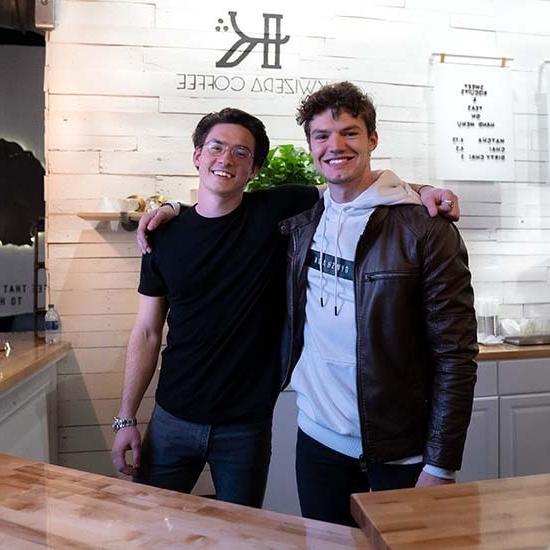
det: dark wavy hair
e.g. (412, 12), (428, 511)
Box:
(192, 108), (270, 169)
(296, 81), (376, 141)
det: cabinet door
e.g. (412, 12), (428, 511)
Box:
(500, 393), (550, 478)
(456, 396), (499, 483)
(263, 390), (300, 516)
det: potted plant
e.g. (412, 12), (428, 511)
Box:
(247, 144), (324, 191)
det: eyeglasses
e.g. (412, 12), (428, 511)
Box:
(203, 140), (253, 161)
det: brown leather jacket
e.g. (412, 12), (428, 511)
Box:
(279, 201), (478, 471)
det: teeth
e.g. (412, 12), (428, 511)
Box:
(213, 170), (232, 178)
(328, 158), (348, 165)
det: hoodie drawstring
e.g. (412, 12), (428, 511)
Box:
(320, 206), (349, 316)
(319, 211), (329, 308)
(334, 207), (349, 316)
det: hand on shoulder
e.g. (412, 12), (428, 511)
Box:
(137, 204), (179, 254)
(418, 186), (460, 222)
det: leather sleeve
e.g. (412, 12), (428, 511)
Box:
(421, 218), (478, 471)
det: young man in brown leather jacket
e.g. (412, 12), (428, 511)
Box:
(280, 81), (478, 526)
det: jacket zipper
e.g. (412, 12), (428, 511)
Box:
(280, 231), (297, 391)
(355, 231), (371, 471)
(365, 270), (418, 281)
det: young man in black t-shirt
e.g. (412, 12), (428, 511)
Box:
(111, 108), (318, 507)
(111, 107), (460, 508)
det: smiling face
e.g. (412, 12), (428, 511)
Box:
(308, 108), (378, 200)
(193, 123), (258, 200)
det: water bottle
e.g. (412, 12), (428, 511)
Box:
(45, 304), (61, 344)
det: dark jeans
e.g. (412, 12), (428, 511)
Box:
(296, 429), (423, 526)
(134, 404), (272, 508)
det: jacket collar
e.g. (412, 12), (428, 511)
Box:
(280, 198), (392, 236)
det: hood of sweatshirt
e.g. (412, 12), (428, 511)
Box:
(322, 169), (421, 213)
(317, 170), (421, 316)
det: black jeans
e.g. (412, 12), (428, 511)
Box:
(296, 429), (423, 526)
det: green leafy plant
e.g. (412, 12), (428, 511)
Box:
(247, 144), (325, 191)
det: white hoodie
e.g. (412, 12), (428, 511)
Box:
(290, 170), (453, 479)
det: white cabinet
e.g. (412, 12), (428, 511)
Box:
(500, 393), (550, 477)
(498, 358), (550, 478)
(459, 357), (550, 482)
(0, 362), (57, 462)
(458, 361), (499, 482)
(457, 396), (499, 482)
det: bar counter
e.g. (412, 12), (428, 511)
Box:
(0, 454), (370, 549)
(351, 473), (550, 549)
(0, 332), (70, 392)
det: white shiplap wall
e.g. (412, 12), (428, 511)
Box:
(46, 0), (550, 474)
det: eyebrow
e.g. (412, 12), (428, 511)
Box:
(207, 139), (251, 151)
(311, 124), (362, 134)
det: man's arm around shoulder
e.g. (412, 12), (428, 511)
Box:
(111, 294), (168, 476)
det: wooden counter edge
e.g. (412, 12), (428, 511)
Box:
(350, 495), (387, 550)
(0, 341), (71, 393)
(0, 454), (371, 549)
(477, 343), (550, 361)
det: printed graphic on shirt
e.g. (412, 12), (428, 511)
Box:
(307, 249), (354, 281)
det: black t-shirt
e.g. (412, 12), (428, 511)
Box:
(138, 185), (318, 424)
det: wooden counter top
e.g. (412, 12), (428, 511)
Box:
(351, 474), (550, 549)
(0, 332), (70, 393)
(477, 342), (550, 361)
(0, 454), (370, 549)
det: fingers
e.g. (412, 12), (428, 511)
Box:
(112, 429), (141, 477)
(111, 448), (130, 476)
(426, 202), (439, 218)
(439, 191), (460, 222)
(136, 212), (155, 254)
(137, 207), (177, 254)
(131, 441), (141, 474)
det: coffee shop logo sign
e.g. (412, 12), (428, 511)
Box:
(216, 11), (288, 69)
(176, 11), (327, 96)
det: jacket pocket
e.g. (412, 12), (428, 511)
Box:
(363, 269), (419, 282)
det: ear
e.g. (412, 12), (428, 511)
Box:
(192, 147), (201, 170)
(248, 165), (259, 181)
(368, 131), (378, 153)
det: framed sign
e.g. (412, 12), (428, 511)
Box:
(434, 63), (515, 181)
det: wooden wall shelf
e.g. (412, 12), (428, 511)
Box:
(77, 211), (143, 222)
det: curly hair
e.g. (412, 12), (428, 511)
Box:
(296, 81), (376, 140)
(192, 108), (270, 169)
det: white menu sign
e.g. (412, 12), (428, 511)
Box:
(547, 81), (550, 184)
(434, 63), (515, 181)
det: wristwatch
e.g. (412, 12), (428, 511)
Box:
(112, 416), (137, 432)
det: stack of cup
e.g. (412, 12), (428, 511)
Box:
(476, 297), (500, 344)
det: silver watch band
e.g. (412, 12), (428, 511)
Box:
(112, 416), (137, 432)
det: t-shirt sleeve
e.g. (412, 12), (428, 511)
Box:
(256, 184), (319, 220)
(138, 250), (167, 296)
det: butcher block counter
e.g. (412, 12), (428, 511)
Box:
(351, 474), (550, 549)
(477, 342), (550, 361)
(0, 454), (370, 549)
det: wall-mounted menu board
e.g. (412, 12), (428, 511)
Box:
(547, 76), (550, 184)
(434, 63), (515, 181)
